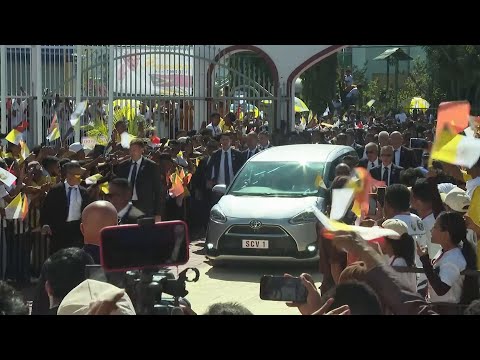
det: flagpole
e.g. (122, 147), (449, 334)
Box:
(0, 46), (6, 136)
(108, 45), (114, 138)
(75, 45), (83, 143)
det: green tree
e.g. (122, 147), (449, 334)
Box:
(424, 45), (480, 112)
(300, 53), (337, 115)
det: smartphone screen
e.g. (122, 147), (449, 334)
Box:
(377, 187), (386, 208)
(368, 195), (377, 216)
(260, 275), (308, 303)
(100, 220), (189, 272)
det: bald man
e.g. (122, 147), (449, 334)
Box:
(81, 201), (118, 264)
(389, 131), (417, 169)
(377, 131), (390, 148)
(335, 163), (351, 177)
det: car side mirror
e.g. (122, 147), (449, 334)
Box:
(212, 184), (227, 194)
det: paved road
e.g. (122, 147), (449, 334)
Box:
(172, 239), (323, 315)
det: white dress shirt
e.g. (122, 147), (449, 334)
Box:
(394, 147), (401, 166)
(381, 163), (393, 186)
(65, 181), (82, 222)
(367, 158), (380, 170)
(128, 158), (142, 201)
(206, 123), (222, 137)
(217, 148), (234, 186)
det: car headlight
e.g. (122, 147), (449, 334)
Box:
(289, 210), (317, 224)
(210, 207), (227, 223)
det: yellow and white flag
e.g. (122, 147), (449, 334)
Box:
(5, 193), (28, 220)
(431, 132), (480, 168)
(0, 167), (17, 187)
(5, 129), (23, 145)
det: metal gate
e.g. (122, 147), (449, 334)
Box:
(0, 45), (281, 147)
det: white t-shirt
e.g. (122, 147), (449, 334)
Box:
(429, 247), (466, 304)
(393, 213), (429, 291)
(422, 213), (441, 258)
(390, 256), (417, 293)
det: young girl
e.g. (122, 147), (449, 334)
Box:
(417, 211), (479, 305)
(381, 219), (417, 293)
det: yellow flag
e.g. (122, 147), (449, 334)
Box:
(429, 127), (456, 167)
(100, 182), (109, 194)
(6, 129), (22, 145)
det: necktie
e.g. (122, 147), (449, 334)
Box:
(248, 150), (252, 159)
(224, 151), (230, 186)
(370, 162), (374, 169)
(67, 187), (74, 208)
(130, 161), (138, 188)
(383, 167), (389, 186)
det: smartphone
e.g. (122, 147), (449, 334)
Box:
(368, 195), (377, 216)
(100, 220), (190, 272)
(259, 275), (308, 303)
(410, 137), (428, 149)
(377, 187), (386, 208)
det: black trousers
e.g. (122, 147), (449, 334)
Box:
(49, 220), (83, 256)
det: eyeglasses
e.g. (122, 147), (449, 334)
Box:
(366, 151), (376, 154)
(381, 154), (393, 157)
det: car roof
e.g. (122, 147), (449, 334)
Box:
(250, 144), (355, 163)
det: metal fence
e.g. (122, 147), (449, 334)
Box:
(0, 205), (49, 283)
(0, 45), (283, 148)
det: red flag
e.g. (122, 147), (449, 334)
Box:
(436, 101), (470, 137)
(14, 120), (29, 133)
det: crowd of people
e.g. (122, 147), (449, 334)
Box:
(0, 91), (480, 315)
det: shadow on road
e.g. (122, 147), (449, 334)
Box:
(204, 261), (322, 284)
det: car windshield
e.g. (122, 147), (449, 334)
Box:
(229, 161), (327, 197)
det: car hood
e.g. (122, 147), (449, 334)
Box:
(217, 195), (323, 219)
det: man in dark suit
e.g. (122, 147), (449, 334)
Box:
(390, 131), (417, 169)
(358, 142), (381, 171)
(115, 139), (166, 222)
(107, 178), (145, 225)
(346, 129), (364, 159)
(258, 130), (273, 151)
(370, 145), (404, 186)
(40, 162), (91, 255)
(243, 132), (261, 161)
(207, 132), (245, 190)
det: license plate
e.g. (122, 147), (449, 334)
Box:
(242, 240), (269, 249)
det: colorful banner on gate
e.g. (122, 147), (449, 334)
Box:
(114, 46), (194, 96)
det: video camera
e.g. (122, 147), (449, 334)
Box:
(87, 218), (200, 315)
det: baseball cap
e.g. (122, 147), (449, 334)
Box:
(443, 187), (470, 213)
(381, 219), (409, 238)
(57, 279), (136, 315)
(69, 142), (84, 153)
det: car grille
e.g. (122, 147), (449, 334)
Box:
(226, 225), (286, 235)
(217, 225), (314, 259)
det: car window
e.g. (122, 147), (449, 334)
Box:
(229, 161), (327, 198)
